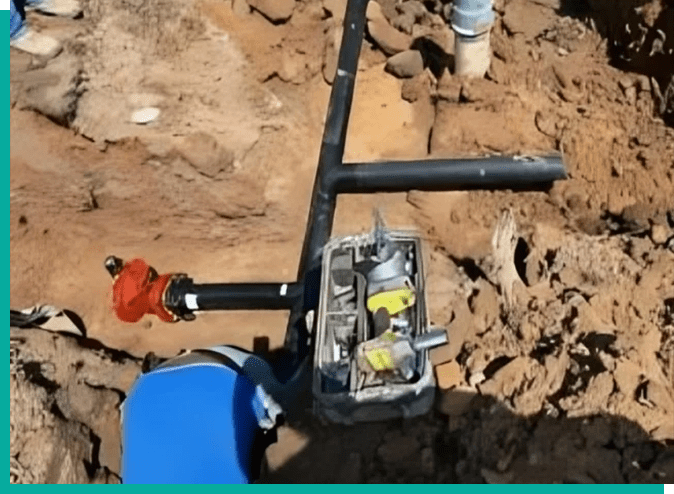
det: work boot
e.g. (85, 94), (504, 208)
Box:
(26, 0), (82, 18)
(10, 27), (62, 58)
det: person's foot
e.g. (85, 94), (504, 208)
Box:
(26, 0), (82, 18)
(10, 27), (62, 58)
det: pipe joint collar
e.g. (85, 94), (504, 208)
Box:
(451, 0), (495, 37)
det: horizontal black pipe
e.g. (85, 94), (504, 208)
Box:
(166, 279), (303, 313)
(333, 155), (567, 193)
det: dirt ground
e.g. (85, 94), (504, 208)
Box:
(9, 0), (674, 484)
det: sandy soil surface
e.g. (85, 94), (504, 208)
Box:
(10, 0), (674, 484)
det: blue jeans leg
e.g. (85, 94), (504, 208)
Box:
(10, 0), (26, 41)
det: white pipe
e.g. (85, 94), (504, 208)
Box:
(452, 0), (495, 78)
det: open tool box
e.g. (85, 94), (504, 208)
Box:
(313, 224), (446, 424)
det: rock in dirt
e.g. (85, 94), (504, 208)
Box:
(435, 360), (462, 390)
(560, 371), (615, 417)
(366, 0), (386, 23)
(15, 54), (82, 126)
(401, 73), (430, 102)
(384, 50), (424, 78)
(478, 356), (538, 399)
(10, 327), (141, 483)
(512, 352), (569, 416)
(175, 132), (235, 179)
(469, 280), (500, 332)
(502, 0), (555, 39)
(247, 0), (295, 23)
(367, 19), (412, 56)
(390, 13), (415, 35)
(651, 223), (670, 245)
(430, 298), (472, 365)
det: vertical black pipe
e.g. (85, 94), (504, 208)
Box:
(296, 0), (369, 311)
(284, 0), (369, 357)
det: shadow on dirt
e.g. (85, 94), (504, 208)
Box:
(261, 388), (674, 483)
(558, 0), (674, 125)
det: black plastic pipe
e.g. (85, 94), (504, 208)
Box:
(161, 0), (568, 364)
(177, 282), (302, 311)
(334, 155), (567, 193)
(296, 0), (369, 310)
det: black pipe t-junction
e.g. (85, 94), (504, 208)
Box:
(164, 0), (567, 363)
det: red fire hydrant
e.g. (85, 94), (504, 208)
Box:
(105, 257), (176, 323)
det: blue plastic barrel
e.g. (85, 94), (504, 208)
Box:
(122, 363), (262, 483)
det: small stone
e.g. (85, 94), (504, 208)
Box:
(366, 0), (385, 22)
(384, 50), (424, 78)
(651, 224), (670, 245)
(246, 0), (295, 23)
(468, 371), (485, 387)
(367, 19), (412, 56)
(435, 360), (462, 390)
(557, 47), (569, 56)
(391, 13), (415, 34)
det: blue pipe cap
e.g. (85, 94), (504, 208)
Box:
(452, 0), (495, 37)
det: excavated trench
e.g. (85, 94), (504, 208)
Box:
(10, 0), (674, 484)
